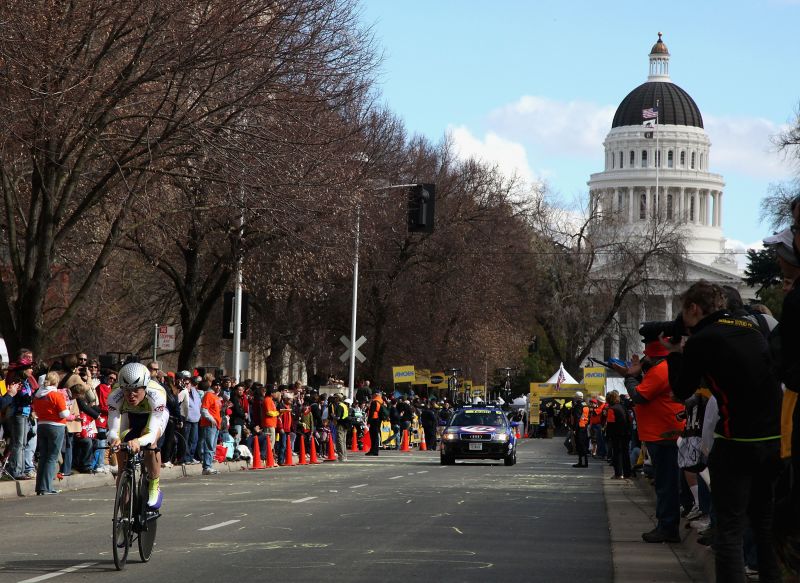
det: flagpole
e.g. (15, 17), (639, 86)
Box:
(655, 99), (660, 220)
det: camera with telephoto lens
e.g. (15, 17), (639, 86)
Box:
(638, 313), (686, 345)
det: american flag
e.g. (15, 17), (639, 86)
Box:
(642, 107), (659, 120)
(555, 364), (566, 391)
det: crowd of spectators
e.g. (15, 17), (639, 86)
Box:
(1, 358), (462, 491)
(553, 196), (800, 583)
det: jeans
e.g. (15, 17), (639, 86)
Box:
(73, 436), (95, 471)
(232, 424), (243, 446)
(183, 421), (199, 463)
(264, 427), (276, 456)
(335, 424), (347, 460)
(91, 436), (107, 470)
(61, 430), (74, 475)
(708, 439), (782, 583)
(645, 440), (681, 535)
(591, 424), (607, 458)
(35, 424), (64, 494)
(24, 424), (37, 474)
(9, 415), (29, 477)
(199, 425), (218, 470)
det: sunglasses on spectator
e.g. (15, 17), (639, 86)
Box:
(78, 357), (88, 362)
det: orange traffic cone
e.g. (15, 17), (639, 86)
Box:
(249, 436), (265, 470)
(284, 438), (294, 466)
(400, 429), (410, 452)
(363, 429), (372, 452)
(265, 435), (276, 468)
(325, 433), (337, 461)
(350, 428), (359, 452)
(516, 430), (521, 439)
(419, 437), (427, 451)
(309, 436), (321, 464)
(298, 436), (308, 465)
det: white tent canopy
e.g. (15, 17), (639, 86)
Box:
(544, 363), (579, 386)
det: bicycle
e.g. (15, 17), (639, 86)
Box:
(109, 444), (161, 570)
(496, 367), (517, 404)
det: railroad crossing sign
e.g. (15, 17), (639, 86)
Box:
(340, 335), (367, 363)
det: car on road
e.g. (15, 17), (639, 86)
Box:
(440, 405), (518, 466)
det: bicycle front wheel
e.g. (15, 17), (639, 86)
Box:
(112, 471), (133, 570)
(137, 471), (158, 562)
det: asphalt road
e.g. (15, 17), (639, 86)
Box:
(0, 437), (613, 583)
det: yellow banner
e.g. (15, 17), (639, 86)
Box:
(529, 382), (585, 420)
(429, 372), (447, 389)
(393, 365), (416, 384)
(415, 368), (431, 386)
(583, 366), (606, 395)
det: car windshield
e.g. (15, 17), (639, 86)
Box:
(450, 411), (506, 427)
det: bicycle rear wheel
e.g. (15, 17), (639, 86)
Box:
(112, 472), (133, 570)
(137, 471), (158, 562)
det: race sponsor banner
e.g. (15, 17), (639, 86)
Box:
(429, 372), (447, 389)
(583, 366), (606, 395)
(415, 368), (431, 386)
(392, 365), (416, 384)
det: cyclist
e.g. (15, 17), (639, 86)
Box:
(107, 362), (169, 509)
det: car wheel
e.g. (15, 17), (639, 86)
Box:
(504, 452), (516, 466)
(440, 454), (455, 465)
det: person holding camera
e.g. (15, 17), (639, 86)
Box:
(663, 280), (783, 583)
(612, 331), (686, 543)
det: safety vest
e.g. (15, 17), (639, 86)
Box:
(337, 402), (349, 421)
(369, 397), (383, 419)
(578, 406), (590, 429)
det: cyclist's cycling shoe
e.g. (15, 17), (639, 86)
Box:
(147, 489), (163, 510)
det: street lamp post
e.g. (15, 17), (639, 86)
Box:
(346, 183), (431, 402)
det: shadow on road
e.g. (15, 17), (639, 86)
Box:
(0, 559), (115, 577)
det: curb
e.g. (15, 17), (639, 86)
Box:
(0, 459), (253, 500)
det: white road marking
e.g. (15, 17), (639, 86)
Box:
(198, 519), (240, 531)
(349, 483), (368, 489)
(199, 512), (214, 517)
(17, 562), (97, 583)
(416, 471), (428, 474)
(292, 496), (318, 503)
(388, 475), (403, 480)
(452, 527), (463, 535)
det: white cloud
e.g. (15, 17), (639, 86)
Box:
(448, 125), (540, 185)
(705, 114), (793, 179)
(487, 96), (616, 158)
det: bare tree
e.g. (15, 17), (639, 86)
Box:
(527, 196), (687, 377)
(0, 0), (375, 357)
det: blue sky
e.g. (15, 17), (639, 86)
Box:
(359, 0), (800, 255)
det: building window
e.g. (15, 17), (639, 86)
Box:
(656, 150), (661, 168)
(619, 151), (623, 169)
(618, 336), (628, 360)
(640, 193), (647, 219)
(667, 150), (674, 168)
(630, 150), (635, 166)
(690, 196), (695, 221)
(667, 194), (673, 220)
(680, 151), (686, 166)
(618, 190), (623, 211)
(641, 150), (648, 168)
(611, 153), (614, 169)
(691, 152), (696, 169)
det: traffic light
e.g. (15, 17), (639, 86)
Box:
(408, 183), (435, 233)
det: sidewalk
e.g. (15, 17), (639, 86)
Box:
(0, 459), (250, 500)
(604, 463), (713, 583)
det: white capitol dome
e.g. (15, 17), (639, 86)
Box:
(588, 33), (737, 274)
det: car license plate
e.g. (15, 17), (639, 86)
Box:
(469, 443), (483, 451)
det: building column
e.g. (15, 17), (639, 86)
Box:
(678, 187), (685, 222)
(692, 190), (699, 224)
(628, 188), (635, 223)
(665, 295), (673, 321)
(717, 191), (723, 228)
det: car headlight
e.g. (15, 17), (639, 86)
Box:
(494, 433), (509, 442)
(443, 432), (459, 441)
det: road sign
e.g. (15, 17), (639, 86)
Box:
(340, 335), (366, 363)
(158, 325), (176, 351)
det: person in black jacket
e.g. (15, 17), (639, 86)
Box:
(230, 384), (249, 446)
(664, 280), (783, 583)
(420, 401), (438, 450)
(604, 390), (631, 479)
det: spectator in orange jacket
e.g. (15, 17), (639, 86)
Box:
(614, 339), (685, 544)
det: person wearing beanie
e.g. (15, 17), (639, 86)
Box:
(612, 333), (685, 544)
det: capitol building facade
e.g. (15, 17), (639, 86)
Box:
(587, 34), (742, 360)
